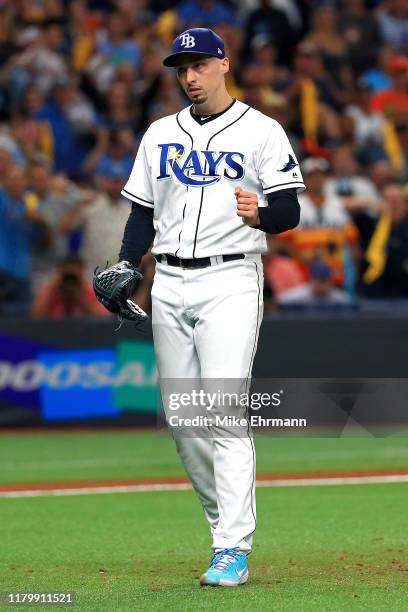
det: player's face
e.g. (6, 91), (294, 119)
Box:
(176, 56), (228, 105)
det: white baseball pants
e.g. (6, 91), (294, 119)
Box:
(151, 254), (264, 553)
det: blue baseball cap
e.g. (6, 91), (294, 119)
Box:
(163, 28), (226, 67)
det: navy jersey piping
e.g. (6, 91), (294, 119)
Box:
(122, 188), (153, 205)
(175, 112), (194, 257)
(192, 105), (251, 258)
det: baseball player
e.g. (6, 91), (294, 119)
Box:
(94, 28), (305, 586)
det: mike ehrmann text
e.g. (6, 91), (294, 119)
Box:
(167, 415), (307, 427)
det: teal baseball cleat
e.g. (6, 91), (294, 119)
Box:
(199, 547), (249, 587)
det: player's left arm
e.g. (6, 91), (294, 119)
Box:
(235, 187), (300, 234)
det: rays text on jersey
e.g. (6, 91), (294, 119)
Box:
(157, 143), (245, 187)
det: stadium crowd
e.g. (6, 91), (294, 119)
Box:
(0, 0), (407, 316)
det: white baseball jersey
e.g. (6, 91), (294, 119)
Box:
(121, 100), (305, 258)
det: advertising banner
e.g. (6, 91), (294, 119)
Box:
(0, 327), (158, 425)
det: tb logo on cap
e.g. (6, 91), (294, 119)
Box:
(179, 33), (196, 49)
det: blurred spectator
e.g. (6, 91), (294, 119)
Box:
(283, 41), (343, 151)
(248, 36), (289, 81)
(262, 235), (305, 309)
(371, 55), (408, 120)
(370, 159), (396, 193)
(339, 0), (381, 77)
(268, 0), (302, 33)
(104, 80), (141, 134)
(97, 12), (142, 70)
(376, 0), (408, 55)
(177, 0), (236, 29)
(0, 11), (17, 109)
(216, 22), (244, 67)
(19, 0), (66, 25)
(0, 164), (48, 315)
(0, 146), (12, 184)
(132, 43), (176, 127)
(278, 157), (359, 290)
(361, 45), (394, 94)
(67, 0), (102, 74)
(243, 0), (296, 65)
(344, 77), (385, 164)
(325, 145), (379, 199)
(26, 160), (88, 290)
(277, 260), (353, 309)
(346, 182), (408, 298)
(8, 113), (53, 166)
(86, 11), (142, 94)
(304, 5), (353, 92)
(33, 77), (104, 177)
(146, 70), (186, 123)
(83, 127), (135, 177)
(240, 60), (284, 113)
(20, 83), (45, 116)
(31, 255), (109, 318)
(7, 23), (68, 106)
(59, 166), (132, 279)
(370, 56), (408, 176)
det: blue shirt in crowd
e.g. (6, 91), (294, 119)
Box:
(0, 188), (33, 280)
(177, 0), (236, 28)
(96, 153), (134, 179)
(34, 104), (91, 176)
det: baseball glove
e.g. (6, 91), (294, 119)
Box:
(93, 261), (148, 325)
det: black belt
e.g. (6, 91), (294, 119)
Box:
(155, 253), (245, 269)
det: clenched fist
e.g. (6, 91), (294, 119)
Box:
(235, 187), (260, 227)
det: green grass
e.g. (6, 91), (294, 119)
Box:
(0, 432), (407, 485)
(1, 431), (407, 610)
(1, 484), (407, 611)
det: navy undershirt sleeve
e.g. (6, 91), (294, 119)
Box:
(254, 188), (300, 234)
(118, 203), (155, 268)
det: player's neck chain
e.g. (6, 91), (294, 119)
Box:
(190, 98), (236, 125)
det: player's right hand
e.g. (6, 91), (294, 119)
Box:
(235, 187), (260, 227)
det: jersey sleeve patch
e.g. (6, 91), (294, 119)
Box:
(257, 122), (305, 195)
